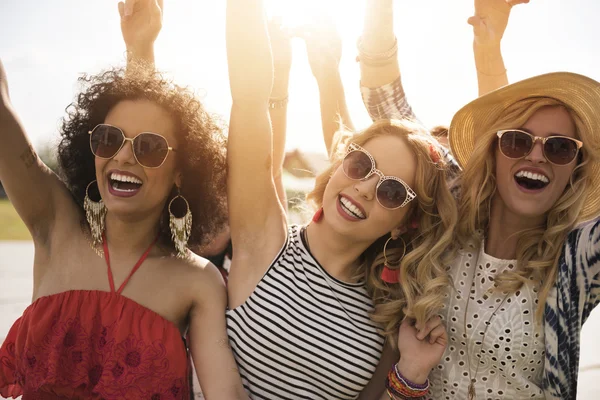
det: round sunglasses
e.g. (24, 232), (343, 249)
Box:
(497, 129), (583, 166)
(89, 124), (177, 168)
(342, 143), (417, 210)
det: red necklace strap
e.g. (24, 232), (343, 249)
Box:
(102, 233), (159, 294)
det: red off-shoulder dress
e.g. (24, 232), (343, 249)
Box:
(0, 238), (190, 399)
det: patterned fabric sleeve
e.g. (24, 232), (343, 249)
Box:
(543, 218), (600, 399)
(360, 77), (461, 180)
(360, 76), (419, 122)
(574, 218), (600, 323)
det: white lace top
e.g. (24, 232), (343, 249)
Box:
(428, 241), (545, 399)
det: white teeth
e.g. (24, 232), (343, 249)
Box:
(110, 172), (142, 185)
(112, 186), (137, 193)
(339, 197), (365, 219)
(515, 170), (549, 183)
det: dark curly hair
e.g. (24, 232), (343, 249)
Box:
(57, 65), (228, 254)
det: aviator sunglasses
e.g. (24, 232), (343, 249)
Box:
(89, 124), (177, 168)
(342, 143), (417, 209)
(497, 129), (583, 166)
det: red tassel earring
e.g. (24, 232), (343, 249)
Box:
(380, 235), (406, 284)
(312, 207), (324, 223)
(380, 265), (399, 284)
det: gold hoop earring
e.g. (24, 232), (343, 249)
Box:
(169, 189), (192, 259)
(383, 236), (406, 266)
(84, 180), (106, 247)
(381, 235), (406, 284)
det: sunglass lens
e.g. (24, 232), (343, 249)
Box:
(499, 130), (533, 159)
(134, 133), (169, 168)
(376, 179), (407, 209)
(544, 137), (579, 165)
(90, 125), (124, 158)
(343, 150), (372, 180)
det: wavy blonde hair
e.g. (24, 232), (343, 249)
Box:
(455, 98), (593, 321)
(306, 120), (458, 345)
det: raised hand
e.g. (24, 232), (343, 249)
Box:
(396, 317), (447, 384)
(468, 0), (530, 45)
(294, 16), (342, 83)
(118, 0), (163, 54)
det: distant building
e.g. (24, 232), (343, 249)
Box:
(283, 150), (328, 178)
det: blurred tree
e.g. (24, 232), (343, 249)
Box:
(37, 141), (59, 173)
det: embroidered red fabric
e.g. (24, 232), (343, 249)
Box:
(0, 290), (190, 399)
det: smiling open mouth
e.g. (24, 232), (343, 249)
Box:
(514, 170), (550, 191)
(109, 172), (143, 192)
(339, 196), (366, 219)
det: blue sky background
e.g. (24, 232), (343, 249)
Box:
(1, 0), (599, 154)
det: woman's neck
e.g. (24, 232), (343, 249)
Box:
(485, 194), (545, 260)
(103, 211), (161, 254)
(305, 221), (373, 283)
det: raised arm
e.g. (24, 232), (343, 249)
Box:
(118, 0), (163, 67)
(0, 61), (76, 243)
(468, 0), (529, 96)
(226, 0), (287, 299)
(298, 16), (354, 154)
(359, 0), (397, 88)
(570, 219), (600, 321)
(358, 0), (418, 122)
(268, 20), (291, 210)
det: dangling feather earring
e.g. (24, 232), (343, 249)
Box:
(169, 188), (192, 258)
(84, 180), (106, 247)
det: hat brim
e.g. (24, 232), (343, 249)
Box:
(449, 72), (600, 223)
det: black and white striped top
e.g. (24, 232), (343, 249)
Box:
(226, 225), (385, 399)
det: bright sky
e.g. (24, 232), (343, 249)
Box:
(1, 0), (599, 155)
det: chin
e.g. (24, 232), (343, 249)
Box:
(505, 200), (552, 221)
(104, 200), (141, 217)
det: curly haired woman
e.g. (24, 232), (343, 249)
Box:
(0, 1), (247, 398)
(224, 1), (460, 399)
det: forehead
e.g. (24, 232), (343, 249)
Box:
(358, 135), (417, 184)
(104, 99), (177, 144)
(521, 105), (577, 139)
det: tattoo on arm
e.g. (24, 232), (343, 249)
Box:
(20, 145), (37, 169)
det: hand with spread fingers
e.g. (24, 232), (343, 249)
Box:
(396, 316), (448, 384)
(468, 0), (530, 46)
(118, 0), (163, 64)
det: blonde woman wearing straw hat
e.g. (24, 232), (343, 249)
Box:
(356, 0), (600, 397)
(429, 72), (600, 400)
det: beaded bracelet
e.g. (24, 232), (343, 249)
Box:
(356, 36), (398, 66)
(387, 388), (424, 400)
(268, 95), (289, 110)
(394, 363), (429, 391)
(385, 363), (429, 398)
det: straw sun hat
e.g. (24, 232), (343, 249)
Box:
(449, 72), (600, 223)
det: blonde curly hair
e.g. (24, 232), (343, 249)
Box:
(306, 119), (458, 345)
(455, 97), (593, 321)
